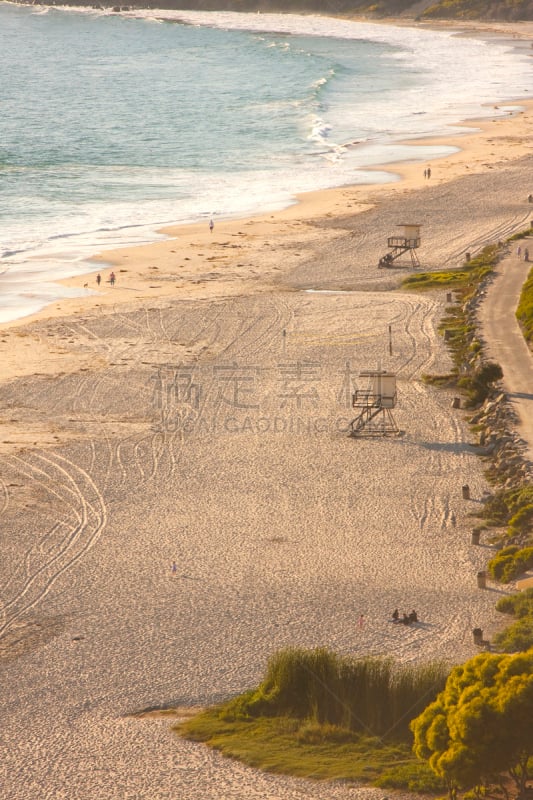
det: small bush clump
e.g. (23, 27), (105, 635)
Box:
(459, 360), (503, 407)
(494, 589), (533, 653)
(488, 546), (533, 583)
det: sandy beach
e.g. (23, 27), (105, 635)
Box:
(1, 20), (533, 798)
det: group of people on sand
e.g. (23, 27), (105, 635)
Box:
(392, 608), (418, 625)
(95, 271), (115, 286)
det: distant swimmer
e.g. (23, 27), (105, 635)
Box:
(209, 218), (214, 234)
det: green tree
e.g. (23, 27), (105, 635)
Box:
(411, 650), (533, 798)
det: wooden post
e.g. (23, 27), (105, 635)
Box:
(477, 571), (487, 589)
(462, 484), (470, 500)
(473, 627), (483, 645)
(471, 530), (480, 545)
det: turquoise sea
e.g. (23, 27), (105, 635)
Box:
(0, 2), (532, 322)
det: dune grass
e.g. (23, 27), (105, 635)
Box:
(176, 649), (448, 792)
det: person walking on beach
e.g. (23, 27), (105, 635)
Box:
(358, 614), (365, 629)
(517, 246), (522, 257)
(171, 561), (177, 574)
(525, 248), (530, 262)
(427, 166), (431, 179)
(109, 271), (116, 286)
(209, 218), (214, 234)
(96, 273), (101, 286)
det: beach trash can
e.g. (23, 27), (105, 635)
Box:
(477, 571), (487, 589)
(462, 484), (470, 500)
(471, 530), (480, 545)
(446, 292), (453, 303)
(465, 252), (471, 262)
(452, 397), (461, 409)
(473, 628), (483, 645)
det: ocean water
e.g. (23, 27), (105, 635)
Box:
(0, 3), (532, 323)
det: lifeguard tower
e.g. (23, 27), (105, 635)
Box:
(349, 366), (398, 436)
(378, 224), (421, 269)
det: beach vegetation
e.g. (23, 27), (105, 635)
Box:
(508, 227), (533, 242)
(516, 266), (533, 348)
(494, 589), (533, 652)
(479, 487), (533, 529)
(411, 649), (533, 800)
(497, 587), (533, 619)
(480, 486), (533, 582)
(487, 545), (533, 583)
(177, 648), (449, 790)
(403, 245), (499, 387)
(419, 0), (533, 20)
(458, 360), (503, 407)
(405, 228), (533, 647)
(283, 0), (533, 21)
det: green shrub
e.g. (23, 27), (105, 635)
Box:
(375, 760), (445, 792)
(508, 504), (533, 538)
(516, 266), (533, 347)
(496, 588), (533, 618)
(488, 546), (533, 583)
(488, 545), (520, 581)
(493, 617), (533, 652)
(494, 588), (533, 652)
(479, 488), (533, 542)
(464, 360), (503, 407)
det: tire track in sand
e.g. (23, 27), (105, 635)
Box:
(0, 452), (106, 640)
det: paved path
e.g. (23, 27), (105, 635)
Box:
(478, 236), (533, 464)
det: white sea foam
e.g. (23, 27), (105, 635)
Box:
(1, 4), (532, 323)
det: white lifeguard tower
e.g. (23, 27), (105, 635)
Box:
(349, 366), (398, 436)
(379, 224), (421, 269)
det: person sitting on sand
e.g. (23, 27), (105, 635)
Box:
(392, 608), (399, 622)
(402, 613), (411, 625)
(409, 609), (418, 624)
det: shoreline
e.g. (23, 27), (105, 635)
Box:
(2, 91), (531, 342)
(1, 9), (532, 335)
